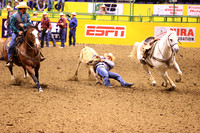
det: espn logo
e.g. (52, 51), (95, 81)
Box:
(85, 25), (126, 38)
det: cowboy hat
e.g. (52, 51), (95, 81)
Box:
(60, 12), (64, 16)
(16, 2), (30, 8)
(14, 0), (19, 3)
(33, 11), (38, 14)
(101, 4), (106, 7)
(42, 11), (48, 15)
(104, 53), (115, 61)
(71, 12), (77, 16)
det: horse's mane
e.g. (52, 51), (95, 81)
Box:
(163, 30), (176, 38)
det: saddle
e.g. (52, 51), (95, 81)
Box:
(141, 36), (160, 59)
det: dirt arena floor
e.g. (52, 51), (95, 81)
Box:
(0, 44), (200, 132)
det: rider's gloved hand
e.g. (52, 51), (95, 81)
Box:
(19, 31), (23, 35)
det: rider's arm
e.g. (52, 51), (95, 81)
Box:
(24, 14), (32, 28)
(71, 19), (77, 29)
(104, 59), (114, 69)
(10, 14), (20, 33)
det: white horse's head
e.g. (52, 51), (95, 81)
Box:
(166, 31), (179, 53)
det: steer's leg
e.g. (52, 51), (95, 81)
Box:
(89, 66), (101, 84)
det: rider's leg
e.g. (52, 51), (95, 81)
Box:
(5, 33), (17, 67)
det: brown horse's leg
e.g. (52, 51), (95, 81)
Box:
(22, 66), (28, 79)
(8, 65), (15, 80)
(26, 66), (43, 92)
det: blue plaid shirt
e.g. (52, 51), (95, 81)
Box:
(10, 10), (32, 34)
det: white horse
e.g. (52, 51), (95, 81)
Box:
(129, 31), (182, 90)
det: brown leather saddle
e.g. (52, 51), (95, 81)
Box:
(143, 36), (160, 60)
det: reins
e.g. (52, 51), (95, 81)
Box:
(16, 28), (41, 67)
(150, 33), (176, 66)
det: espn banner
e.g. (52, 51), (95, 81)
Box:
(85, 25), (126, 38)
(154, 26), (195, 42)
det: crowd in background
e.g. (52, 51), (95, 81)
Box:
(0, 0), (65, 11)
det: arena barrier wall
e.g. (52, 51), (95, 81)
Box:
(1, 16), (199, 47)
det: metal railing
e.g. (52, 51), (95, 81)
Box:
(0, 9), (199, 23)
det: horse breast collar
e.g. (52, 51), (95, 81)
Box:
(151, 34), (175, 66)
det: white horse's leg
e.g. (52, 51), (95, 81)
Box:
(160, 71), (176, 89)
(142, 64), (156, 86)
(173, 61), (182, 82)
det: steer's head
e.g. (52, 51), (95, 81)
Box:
(86, 55), (101, 67)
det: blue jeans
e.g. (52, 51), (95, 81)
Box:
(59, 29), (66, 47)
(57, 0), (64, 11)
(44, 30), (56, 46)
(8, 33), (18, 59)
(7, 24), (12, 37)
(47, 0), (53, 10)
(96, 67), (127, 87)
(69, 29), (76, 46)
(41, 29), (49, 47)
(28, 0), (35, 10)
(49, 31), (56, 46)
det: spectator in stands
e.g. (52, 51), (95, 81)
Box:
(47, 0), (53, 11)
(6, 5), (13, 38)
(41, 12), (51, 48)
(28, 0), (35, 10)
(66, 12), (77, 46)
(13, 0), (19, 10)
(8, 1), (12, 7)
(57, 0), (64, 11)
(32, 11), (38, 18)
(57, 12), (66, 48)
(37, 0), (45, 11)
(98, 4), (107, 15)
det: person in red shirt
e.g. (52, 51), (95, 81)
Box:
(57, 12), (66, 48)
(41, 11), (51, 48)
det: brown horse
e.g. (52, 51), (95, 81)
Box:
(0, 24), (43, 92)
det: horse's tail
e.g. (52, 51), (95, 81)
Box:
(0, 38), (6, 60)
(129, 42), (141, 60)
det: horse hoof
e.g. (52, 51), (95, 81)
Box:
(11, 76), (15, 80)
(162, 82), (167, 87)
(152, 81), (156, 86)
(172, 84), (176, 89)
(38, 88), (43, 92)
(175, 78), (181, 83)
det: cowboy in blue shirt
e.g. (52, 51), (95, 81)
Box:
(95, 53), (134, 87)
(67, 12), (77, 46)
(6, 2), (32, 67)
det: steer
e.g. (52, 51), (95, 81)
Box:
(74, 46), (101, 84)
